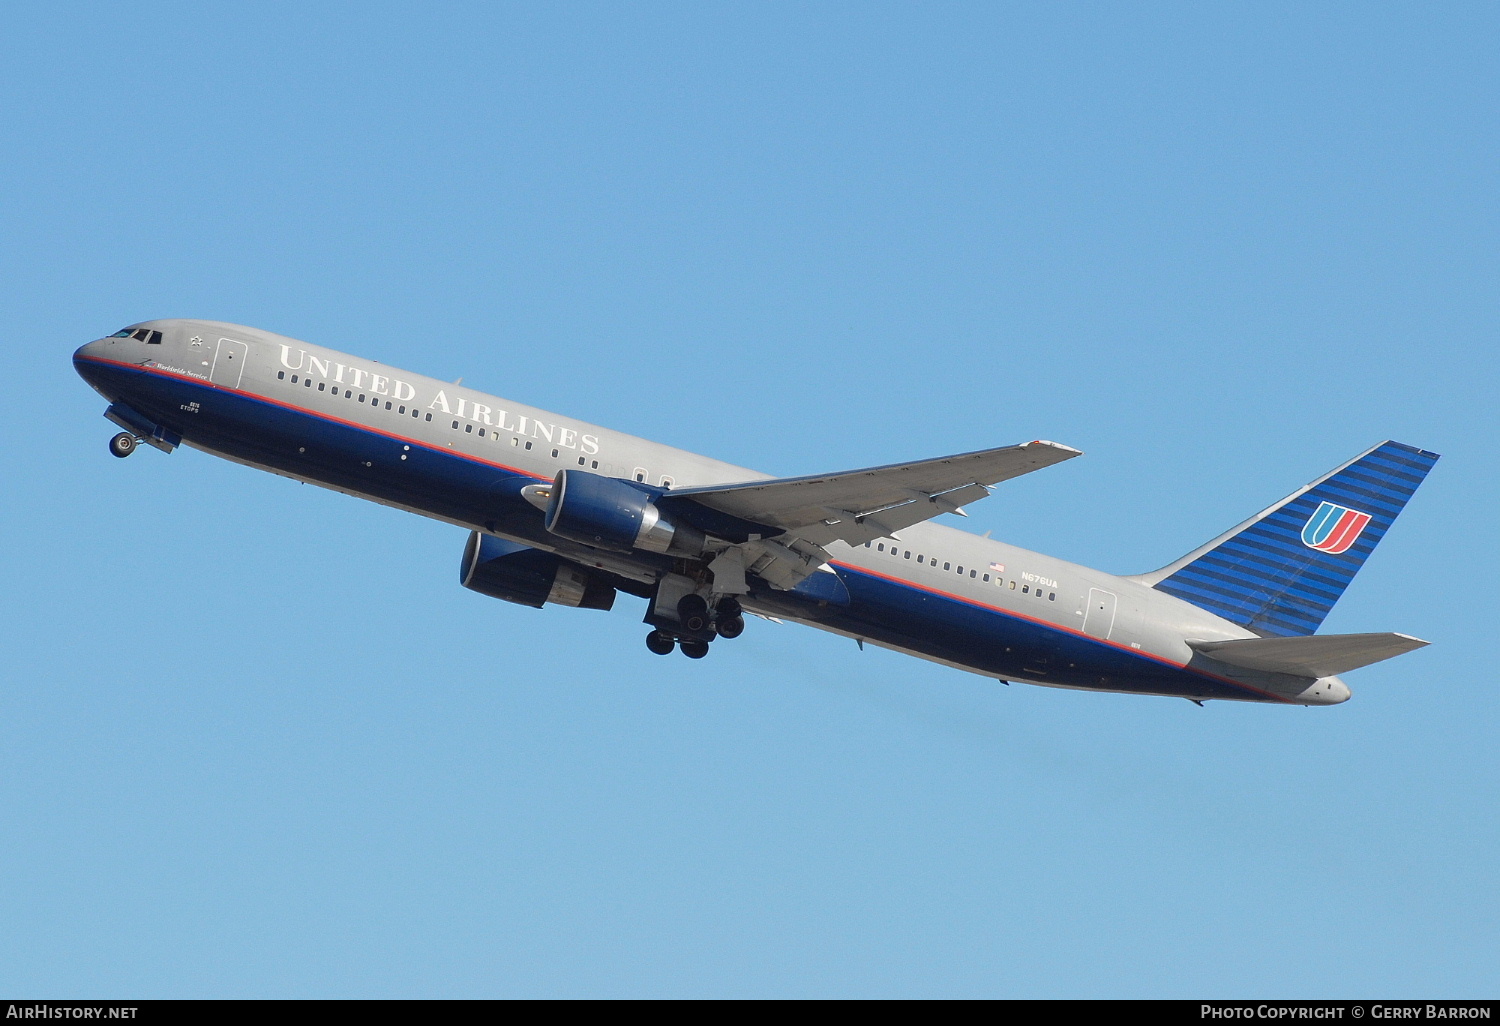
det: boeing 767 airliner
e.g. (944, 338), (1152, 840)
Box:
(74, 321), (1439, 705)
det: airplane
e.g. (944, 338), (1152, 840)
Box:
(73, 320), (1440, 706)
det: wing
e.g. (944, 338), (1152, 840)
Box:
(668, 440), (1081, 590)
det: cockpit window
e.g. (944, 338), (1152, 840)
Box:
(109, 329), (133, 338)
(147, 330), (162, 344)
(117, 327), (164, 343)
(131, 328), (150, 341)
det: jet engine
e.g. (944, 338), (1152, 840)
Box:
(523, 469), (705, 556)
(460, 532), (615, 610)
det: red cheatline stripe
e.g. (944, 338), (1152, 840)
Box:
(830, 561), (1293, 703)
(84, 355), (1295, 703)
(78, 355), (548, 481)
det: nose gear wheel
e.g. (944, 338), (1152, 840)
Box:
(109, 432), (138, 458)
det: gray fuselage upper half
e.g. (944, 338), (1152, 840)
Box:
(73, 319), (1351, 705)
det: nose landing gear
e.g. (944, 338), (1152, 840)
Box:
(109, 432), (138, 458)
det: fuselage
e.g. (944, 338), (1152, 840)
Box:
(73, 319), (1351, 705)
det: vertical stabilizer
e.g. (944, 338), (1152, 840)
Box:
(1136, 441), (1439, 637)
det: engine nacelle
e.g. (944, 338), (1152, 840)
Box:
(526, 469), (705, 556)
(459, 532), (615, 610)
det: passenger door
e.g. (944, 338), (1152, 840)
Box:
(210, 337), (249, 389)
(1083, 588), (1118, 640)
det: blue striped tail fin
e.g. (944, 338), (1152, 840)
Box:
(1139, 441), (1439, 637)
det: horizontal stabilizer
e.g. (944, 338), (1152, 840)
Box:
(1188, 632), (1429, 678)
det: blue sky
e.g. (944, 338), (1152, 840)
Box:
(1, 2), (1495, 997)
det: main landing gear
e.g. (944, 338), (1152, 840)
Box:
(644, 595), (746, 659)
(109, 432), (138, 458)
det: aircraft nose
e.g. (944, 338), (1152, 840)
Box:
(73, 336), (139, 393)
(73, 337), (116, 376)
(74, 339), (107, 362)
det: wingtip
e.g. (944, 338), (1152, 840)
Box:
(1028, 440), (1084, 457)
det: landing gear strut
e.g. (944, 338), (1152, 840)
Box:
(644, 574), (752, 660)
(713, 596), (744, 639)
(677, 594), (710, 632)
(109, 432), (138, 458)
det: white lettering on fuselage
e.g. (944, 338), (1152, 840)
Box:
(273, 352), (602, 457)
(424, 396), (597, 454)
(280, 344), (423, 403)
(148, 362), (209, 382)
(1021, 571), (1058, 588)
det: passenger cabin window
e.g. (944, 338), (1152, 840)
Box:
(278, 371), (285, 379)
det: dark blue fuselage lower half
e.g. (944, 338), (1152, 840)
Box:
(76, 355), (1287, 704)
